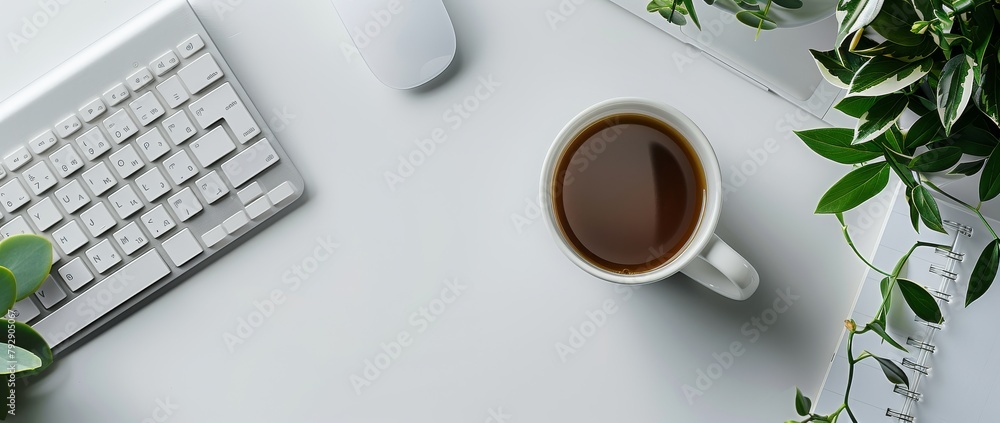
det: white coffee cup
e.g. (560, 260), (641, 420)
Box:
(540, 98), (759, 300)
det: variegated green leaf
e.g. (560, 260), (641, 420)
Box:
(856, 95), (908, 143)
(938, 54), (976, 135)
(835, 0), (886, 49)
(848, 56), (933, 96)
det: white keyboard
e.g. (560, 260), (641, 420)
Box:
(0, 0), (305, 353)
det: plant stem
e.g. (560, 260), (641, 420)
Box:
(756, 0), (772, 39)
(840, 222), (892, 277)
(843, 332), (860, 423)
(923, 178), (1000, 240)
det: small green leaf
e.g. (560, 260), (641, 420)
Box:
(867, 321), (907, 352)
(978, 61), (999, 127)
(904, 113), (945, 149)
(967, 239), (1000, 307)
(856, 95), (909, 143)
(908, 146), (962, 172)
(736, 10), (777, 30)
(681, 0), (700, 29)
(980, 145), (1000, 201)
(815, 162), (891, 214)
(0, 267), (15, 313)
(0, 234), (53, 301)
(848, 56), (933, 96)
(897, 278), (943, 323)
(771, 0), (802, 7)
(951, 159), (986, 176)
(938, 54), (976, 135)
(794, 388), (811, 416)
(795, 128), (883, 164)
(0, 346), (42, 375)
(905, 188), (920, 232)
(873, 355), (910, 387)
(835, 96), (880, 119)
(911, 185), (946, 233)
(878, 276), (894, 321)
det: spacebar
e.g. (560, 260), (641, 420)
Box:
(33, 250), (171, 346)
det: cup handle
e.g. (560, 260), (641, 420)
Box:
(679, 235), (759, 300)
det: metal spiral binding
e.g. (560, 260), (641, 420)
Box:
(934, 247), (964, 261)
(930, 264), (958, 281)
(944, 219), (973, 237)
(902, 357), (930, 375)
(887, 408), (915, 422)
(927, 288), (952, 303)
(894, 385), (922, 401)
(907, 337), (936, 353)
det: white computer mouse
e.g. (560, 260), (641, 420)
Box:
(331, 0), (457, 89)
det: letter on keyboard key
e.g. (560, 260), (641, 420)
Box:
(178, 53), (223, 94)
(55, 115), (83, 138)
(35, 276), (66, 309)
(162, 228), (203, 267)
(157, 75), (190, 109)
(4, 146), (31, 171)
(196, 171), (229, 204)
(9, 299), (40, 323)
(221, 139), (280, 188)
(0, 179), (30, 212)
(33, 250), (171, 346)
(103, 109), (138, 144)
(188, 83), (260, 143)
(52, 221), (88, 255)
(86, 239), (122, 274)
(29, 130), (58, 154)
(59, 257), (95, 291)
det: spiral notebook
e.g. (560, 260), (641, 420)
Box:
(814, 183), (1000, 422)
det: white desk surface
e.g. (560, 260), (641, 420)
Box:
(2, 1), (885, 421)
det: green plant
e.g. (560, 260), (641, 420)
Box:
(785, 0), (1000, 422)
(646, 0), (804, 37)
(0, 234), (55, 420)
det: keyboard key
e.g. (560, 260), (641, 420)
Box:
(103, 109), (138, 144)
(190, 127), (235, 167)
(9, 299), (40, 323)
(4, 146), (32, 171)
(0, 179), (30, 212)
(59, 258), (94, 292)
(163, 150), (198, 185)
(142, 205), (176, 239)
(23, 162), (57, 195)
(167, 187), (202, 222)
(108, 185), (144, 219)
(136, 128), (172, 162)
(55, 115), (83, 138)
(109, 144), (145, 178)
(135, 168), (171, 202)
(82, 162), (118, 196)
(237, 182), (263, 205)
(34, 276), (66, 309)
(156, 75), (190, 109)
(75, 127), (112, 160)
(0, 216), (32, 238)
(79, 98), (107, 123)
(34, 249), (170, 346)
(52, 220), (88, 255)
(178, 35), (205, 58)
(201, 225), (226, 248)
(55, 180), (91, 214)
(86, 239), (122, 274)
(189, 83), (260, 143)
(223, 210), (249, 234)
(126, 67), (154, 91)
(178, 53), (223, 95)
(246, 196), (272, 220)
(28, 130), (58, 154)
(162, 110), (197, 145)
(49, 144), (85, 177)
(221, 138), (279, 187)
(81, 202), (116, 237)
(267, 181), (297, 206)
(102, 83), (130, 106)
(196, 171), (229, 204)
(162, 228), (202, 267)
(151, 50), (180, 76)
(113, 222), (148, 256)
(27, 197), (63, 231)
(129, 92), (165, 126)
